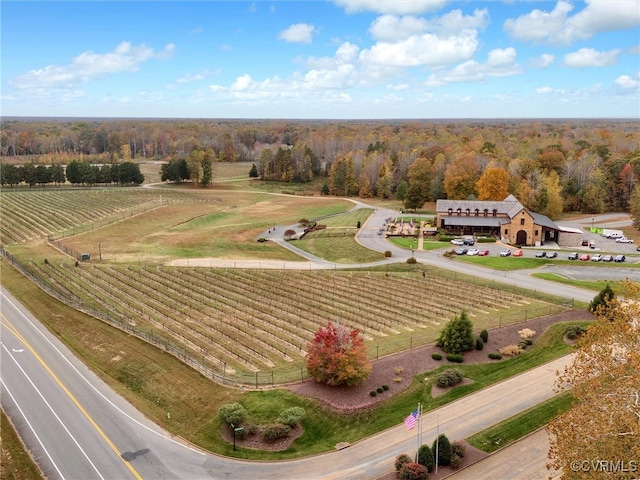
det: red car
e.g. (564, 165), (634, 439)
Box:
(477, 249), (490, 256)
(579, 254), (590, 261)
(513, 249), (524, 257)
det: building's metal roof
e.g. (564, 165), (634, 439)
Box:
(530, 212), (559, 230)
(436, 195), (524, 218)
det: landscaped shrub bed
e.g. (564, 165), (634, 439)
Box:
(436, 369), (464, 388)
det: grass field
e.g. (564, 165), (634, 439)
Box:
(531, 273), (626, 292)
(37, 192), (354, 264)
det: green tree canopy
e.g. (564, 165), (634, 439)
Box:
(436, 310), (475, 355)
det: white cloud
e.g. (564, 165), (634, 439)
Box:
(564, 48), (620, 67)
(424, 47), (521, 87)
(9, 42), (175, 90)
(278, 23), (317, 44)
(536, 86), (554, 95)
(568, 0), (640, 37)
(333, 0), (448, 15)
(531, 54), (555, 68)
(504, 1), (573, 44)
(615, 74), (640, 91)
(487, 47), (517, 67)
(386, 83), (409, 91)
(176, 69), (219, 84)
(305, 41), (358, 73)
(504, 0), (640, 45)
(359, 30), (479, 68)
(369, 8), (488, 41)
(534, 84), (604, 98)
(303, 64), (357, 89)
(423, 8), (489, 35)
(368, 15), (428, 42)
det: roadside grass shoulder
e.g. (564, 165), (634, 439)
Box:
(466, 393), (573, 453)
(1, 410), (45, 480)
(530, 273), (625, 292)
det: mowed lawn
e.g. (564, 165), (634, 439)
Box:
(294, 208), (384, 263)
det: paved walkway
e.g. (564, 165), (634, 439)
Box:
(448, 429), (561, 480)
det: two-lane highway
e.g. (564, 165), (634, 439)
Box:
(0, 286), (213, 479)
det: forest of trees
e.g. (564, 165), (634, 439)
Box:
(2, 118), (639, 218)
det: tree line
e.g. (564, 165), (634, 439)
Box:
(2, 118), (639, 218)
(1, 160), (144, 186)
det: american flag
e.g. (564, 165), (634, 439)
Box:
(404, 408), (419, 430)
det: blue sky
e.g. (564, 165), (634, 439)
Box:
(1, 1), (639, 119)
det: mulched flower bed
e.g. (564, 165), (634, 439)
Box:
(288, 309), (591, 411)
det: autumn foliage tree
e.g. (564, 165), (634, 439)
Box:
(475, 167), (510, 201)
(547, 281), (640, 476)
(306, 322), (371, 386)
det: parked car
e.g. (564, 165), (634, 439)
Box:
(477, 249), (490, 256)
(568, 252), (579, 260)
(535, 251), (546, 258)
(581, 240), (589, 246)
(602, 255), (613, 262)
(513, 249), (524, 257)
(637, 246), (640, 252)
(499, 249), (512, 257)
(614, 255), (626, 262)
(546, 252), (558, 258)
(451, 239), (464, 245)
(466, 248), (479, 256)
(463, 238), (475, 246)
(616, 237), (633, 243)
(591, 254), (602, 262)
(455, 247), (468, 255)
(579, 254), (590, 261)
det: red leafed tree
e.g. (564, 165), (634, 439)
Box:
(306, 322), (372, 386)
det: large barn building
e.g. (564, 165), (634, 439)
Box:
(435, 195), (580, 247)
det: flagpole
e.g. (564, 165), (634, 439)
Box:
(418, 402), (422, 450)
(415, 403), (421, 461)
(435, 414), (440, 474)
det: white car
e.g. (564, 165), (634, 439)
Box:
(450, 239), (464, 245)
(616, 237), (633, 243)
(591, 254), (602, 262)
(466, 248), (479, 256)
(499, 249), (512, 257)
